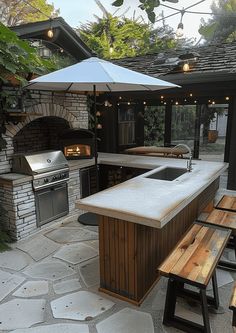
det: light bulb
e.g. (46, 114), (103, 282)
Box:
(47, 29), (54, 38)
(176, 23), (184, 38)
(97, 124), (102, 129)
(183, 63), (190, 72)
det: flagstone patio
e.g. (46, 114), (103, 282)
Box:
(0, 171), (235, 333)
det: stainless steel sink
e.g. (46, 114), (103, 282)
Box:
(146, 167), (187, 181)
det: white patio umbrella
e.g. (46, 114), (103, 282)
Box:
(26, 56), (180, 165)
(26, 56), (180, 225)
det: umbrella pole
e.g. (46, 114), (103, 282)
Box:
(93, 84), (99, 191)
(77, 85), (99, 227)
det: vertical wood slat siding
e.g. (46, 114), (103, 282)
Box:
(198, 178), (219, 213)
(99, 178), (219, 303)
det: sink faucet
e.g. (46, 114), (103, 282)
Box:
(173, 144), (193, 172)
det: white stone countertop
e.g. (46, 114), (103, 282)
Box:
(77, 153), (227, 229)
(68, 159), (95, 171)
(0, 159), (95, 185)
(0, 173), (32, 185)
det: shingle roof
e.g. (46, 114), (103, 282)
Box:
(113, 41), (236, 80)
(11, 17), (93, 61)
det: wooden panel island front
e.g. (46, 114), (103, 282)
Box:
(76, 153), (227, 305)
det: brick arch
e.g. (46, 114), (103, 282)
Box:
(6, 103), (77, 138)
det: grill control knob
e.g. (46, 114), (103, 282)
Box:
(44, 178), (49, 183)
(53, 176), (58, 181)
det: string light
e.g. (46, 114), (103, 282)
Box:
(183, 63), (190, 72)
(225, 96), (230, 101)
(189, 93), (193, 97)
(47, 28), (54, 38)
(109, 45), (114, 54)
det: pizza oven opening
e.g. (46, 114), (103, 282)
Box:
(59, 129), (95, 159)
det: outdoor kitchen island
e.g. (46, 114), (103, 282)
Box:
(76, 153), (227, 305)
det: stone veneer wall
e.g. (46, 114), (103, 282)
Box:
(0, 90), (89, 240)
(0, 167), (82, 240)
(0, 90), (89, 174)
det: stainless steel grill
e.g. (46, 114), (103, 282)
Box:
(12, 150), (69, 226)
(12, 150), (69, 190)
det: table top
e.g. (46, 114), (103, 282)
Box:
(159, 223), (231, 287)
(205, 208), (236, 232)
(216, 195), (236, 212)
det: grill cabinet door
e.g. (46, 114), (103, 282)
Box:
(80, 166), (97, 198)
(52, 183), (69, 217)
(35, 183), (69, 226)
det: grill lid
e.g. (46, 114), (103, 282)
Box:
(12, 150), (69, 175)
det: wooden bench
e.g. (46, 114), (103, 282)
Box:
(158, 223), (231, 333)
(216, 195), (236, 213)
(198, 208), (236, 270)
(230, 283), (236, 332)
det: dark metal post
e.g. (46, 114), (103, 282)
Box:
(93, 85), (98, 168)
(193, 104), (201, 159)
(227, 96), (236, 190)
(164, 103), (172, 147)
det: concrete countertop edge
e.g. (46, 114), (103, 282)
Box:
(76, 155), (228, 229)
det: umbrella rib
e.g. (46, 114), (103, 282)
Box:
(140, 85), (153, 91)
(65, 83), (74, 91)
(106, 84), (112, 92)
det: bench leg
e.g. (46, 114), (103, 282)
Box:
(212, 271), (219, 309)
(163, 279), (211, 333)
(200, 289), (211, 333)
(232, 311), (236, 327)
(163, 278), (177, 325)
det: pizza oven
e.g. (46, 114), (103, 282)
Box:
(59, 129), (95, 160)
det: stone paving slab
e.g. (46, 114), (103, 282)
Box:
(0, 250), (30, 271)
(13, 281), (49, 297)
(79, 258), (100, 287)
(96, 307), (155, 333)
(207, 268), (233, 290)
(45, 227), (98, 243)
(53, 243), (98, 264)
(0, 270), (25, 302)
(85, 240), (99, 250)
(0, 299), (46, 330)
(16, 235), (59, 261)
(9, 323), (89, 333)
(53, 278), (82, 295)
(51, 291), (114, 321)
(23, 261), (75, 281)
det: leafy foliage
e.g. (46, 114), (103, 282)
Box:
(0, 23), (55, 84)
(0, 23), (60, 152)
(144, 105), (165, 146)
(112, 0), (178, 23)
(0, 0), (59, 26)
(199, 0), (236, 42)
(78, 7), (176, 59)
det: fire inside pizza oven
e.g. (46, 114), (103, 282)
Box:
(60, 129), (95, 160)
